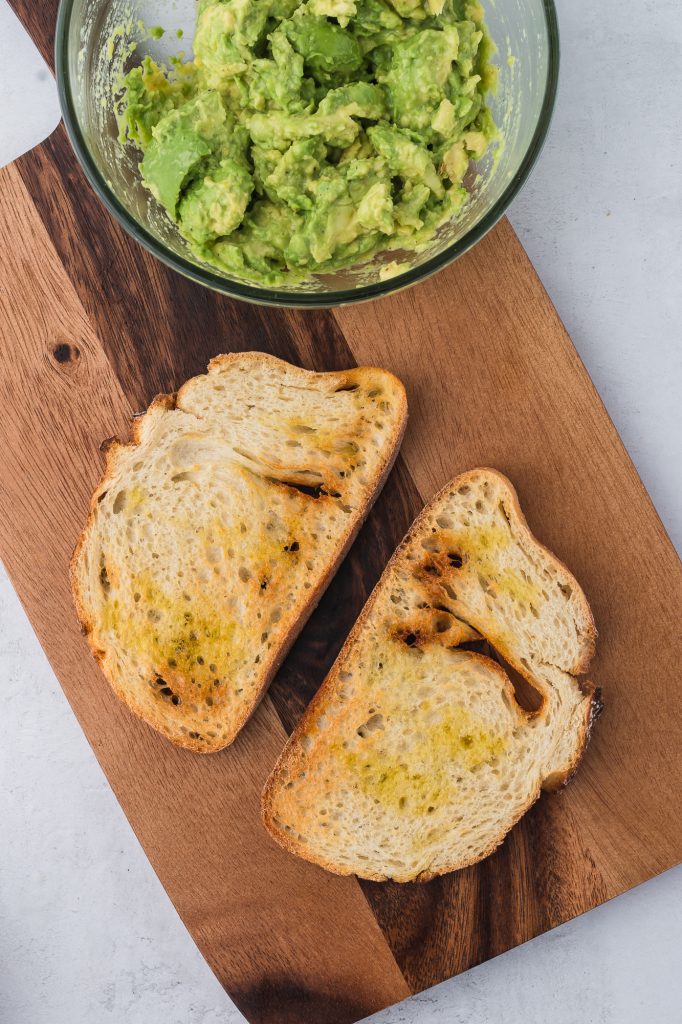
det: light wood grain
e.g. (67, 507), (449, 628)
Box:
(336, 226), (682, 968)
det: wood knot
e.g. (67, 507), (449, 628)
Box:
(52, 342), (81, 365)
(50, 342), (82, 374)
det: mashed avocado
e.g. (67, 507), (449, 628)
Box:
(117, 0), (497, 285)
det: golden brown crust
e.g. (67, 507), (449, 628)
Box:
(463, 468), (598, 674)
(70, 352), (408, 754)
(262, 467), (599, 878)
(262, 645), (539, 883)
(541, 683), (602, 793)
(264, 754), (546, 884)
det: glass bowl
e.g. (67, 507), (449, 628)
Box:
(55, 0), (558, 308)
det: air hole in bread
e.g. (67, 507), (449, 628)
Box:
(357, 713), (385, 738)
(433, 613), (452, 633)
(448, 552), (463, 568)
(112, 490), (127, 514)
(468, 639), (544, 714)
(335, 383), (359, 392)
(99, 564), (111, 593)
(154, 678), (182, 707)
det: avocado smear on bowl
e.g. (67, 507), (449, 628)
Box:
(116, 0), (498, 286)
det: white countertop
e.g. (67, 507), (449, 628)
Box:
(1, 1), (681, 1021)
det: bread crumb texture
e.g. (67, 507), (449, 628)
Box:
(264, 468), (598, 881)
(72, 353), (406, 752)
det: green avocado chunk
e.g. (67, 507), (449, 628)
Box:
(285, 16), (363, 82)
(115, 0), (498, 285)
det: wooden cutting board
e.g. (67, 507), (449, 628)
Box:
(2, 4), (681, 1022)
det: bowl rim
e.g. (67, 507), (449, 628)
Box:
(55, 0), (559, 309)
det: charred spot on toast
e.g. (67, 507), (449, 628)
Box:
(152, 675), (182, 707)
(413, 547), (468, 590)
(590, 686), (604, 717)
(391, 625), (424, 649)
(271, 478), (326, 500)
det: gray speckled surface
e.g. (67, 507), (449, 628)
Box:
(1, 0), (681, 1021)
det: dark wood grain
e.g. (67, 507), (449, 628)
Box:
(0, 162), (412, 1024)
(15, 113), (436, 994)
(16, 127), (297, 402)
(3, 1), (682, 1019)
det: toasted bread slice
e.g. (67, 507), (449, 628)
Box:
(71, 353), (407, 753)
(262, 469), (598, 881)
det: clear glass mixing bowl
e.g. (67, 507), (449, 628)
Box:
(55, 0), (558, 307)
